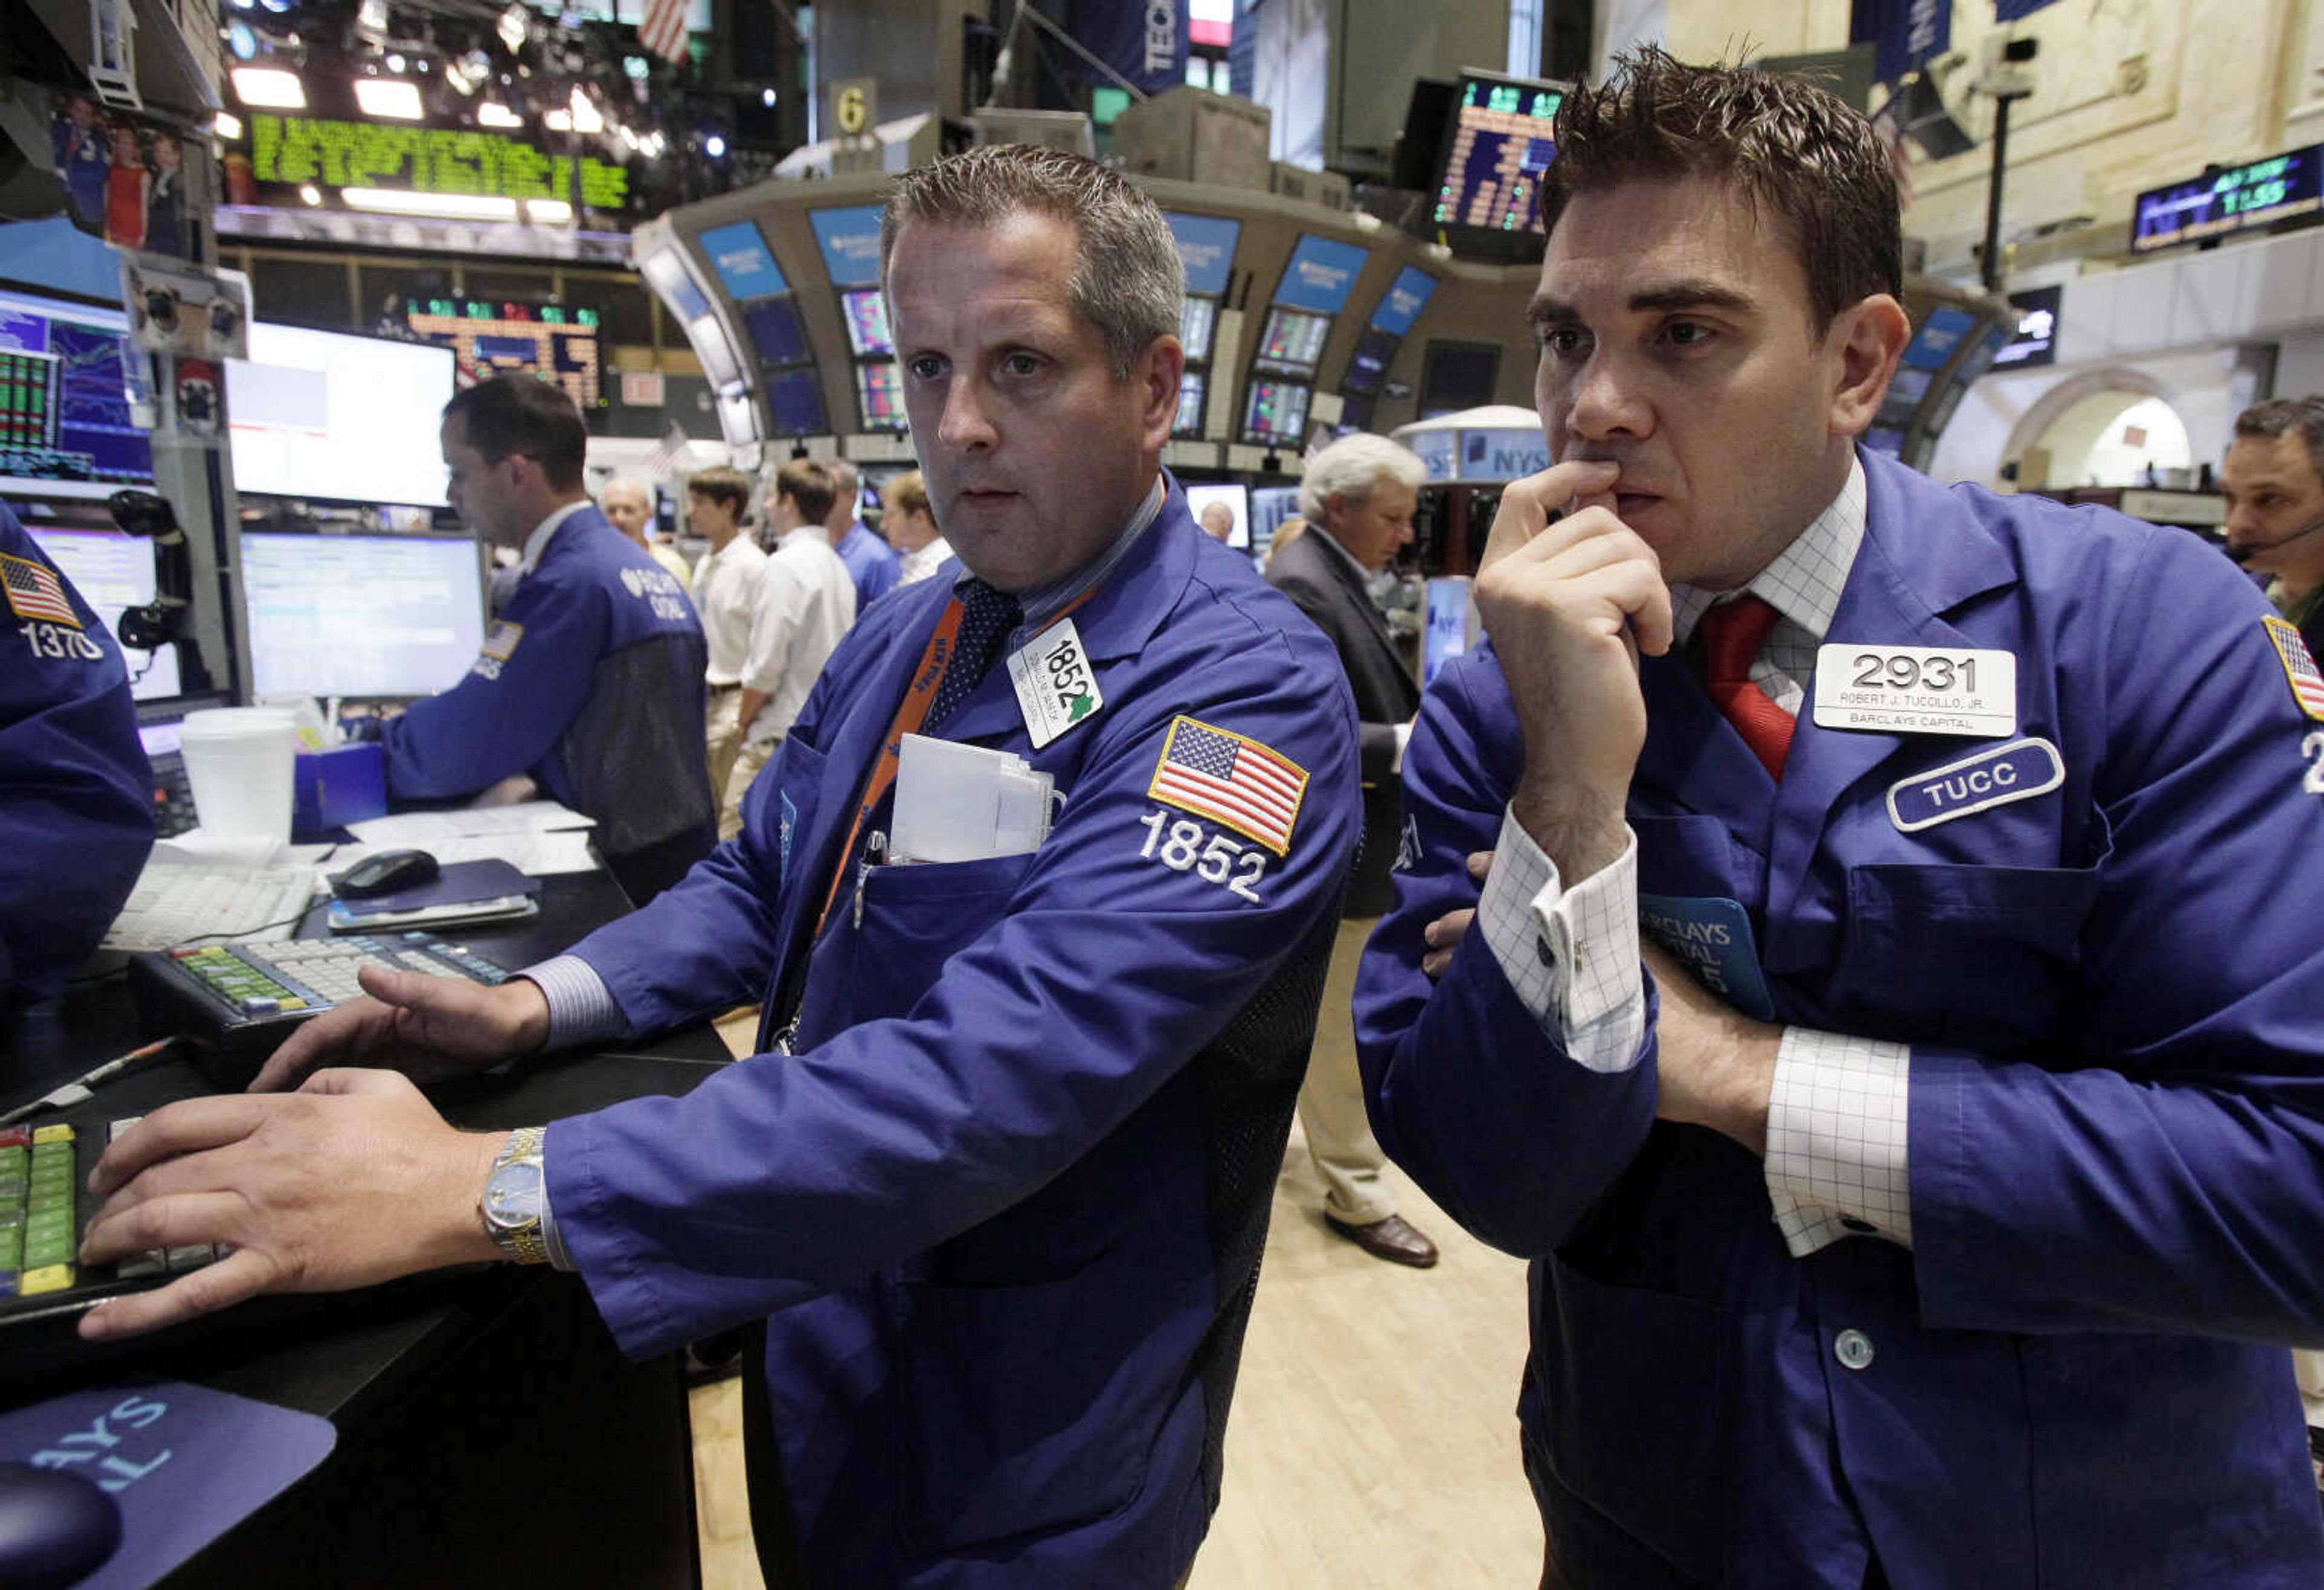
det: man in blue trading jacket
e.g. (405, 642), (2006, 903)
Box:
(372, 377), (715, 904)
(1358, 51), (2324, 1590)
(79, 146), (1360, 1589)
(0, 498), (152, 1009)
(824, 456), (901, 612)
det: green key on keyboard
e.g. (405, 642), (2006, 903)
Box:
(2, 1124), (77, 1297)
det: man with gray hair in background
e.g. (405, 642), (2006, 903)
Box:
(822, 455), (902, 612)
(1266, 431), (1439, 1267)
(599, 476), (694, 587)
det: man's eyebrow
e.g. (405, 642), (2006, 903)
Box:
(1527, 281), (1756, 323)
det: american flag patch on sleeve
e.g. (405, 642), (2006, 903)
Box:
(1147, 716), (1309, 856)
(1, 553), (80, 628)
(2263, 615), (2324, 722)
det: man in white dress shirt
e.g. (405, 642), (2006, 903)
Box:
(720, 457), (854, 837)
(684, 465), (767, 800)
(882, 468), (954, 586)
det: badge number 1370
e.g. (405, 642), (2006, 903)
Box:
(1137, 809), (1266, 902)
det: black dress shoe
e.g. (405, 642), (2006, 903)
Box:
(1324, 1212), (1440, 1268)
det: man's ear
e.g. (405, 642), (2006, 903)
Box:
(1134, 335), (1187, 453)
(1827, 293), (1911, 439)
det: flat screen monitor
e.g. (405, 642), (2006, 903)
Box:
(1249, 485), (1299, 563)
(241, 531), (487, 698)
(1183, 482), (1250, 549)
(1420, 339), (1500, 416)
(743, 295), (811, 367)
(855, 361), (908, 432)
(1343, 326), (1398, 395)
(0, 286), (154, 502)
(841, 289), (894, 358)
(1254, 307), (1331, 376)
(1244, 379), (1310, 447)
(766, 365), (829, 437)
(1174, 371), (1206, 437)
(403, 297), (602, 411)
(227, 324), (456, 508)
(23, 527), (180, 699)
(1431, 70), (1568, 246)
(1180, 296), (1218, 364)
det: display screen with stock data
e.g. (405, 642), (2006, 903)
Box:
(2130, 145), (2324, 255)
(404, 296), (602, 411)
(1431, 71), (1566, 237)
(0, 287), (153, 502)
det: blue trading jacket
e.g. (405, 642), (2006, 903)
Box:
(540, 486), (1359, 1587)
(381, 506), (714, 869)
(0, 500), (151, 1006)
(1358, 447), (2324, 1589)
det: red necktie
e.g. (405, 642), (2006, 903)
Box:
(1696, 594), (1794, 780)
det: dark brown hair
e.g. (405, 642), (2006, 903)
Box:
(2234, 398), (2324, 482)
(686, 465), (752, 517)
(774, 457), (836, 526)
(442, 376), (588, 490)
(1541, 47), (1902, 331)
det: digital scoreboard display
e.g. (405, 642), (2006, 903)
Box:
(1432, 71), (1566, 237)
(405, 297), (603, 411)
(248, 115), (631, 214)
(2132, 145), (2324, 255)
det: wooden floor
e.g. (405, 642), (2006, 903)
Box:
(688, 1018), (1541, 1588)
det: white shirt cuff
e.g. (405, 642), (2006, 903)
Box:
(1764, 1026), (1914, 1257)
(1476, 810), (1645, 1073)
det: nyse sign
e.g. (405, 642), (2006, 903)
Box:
(248, 114), (631, 211)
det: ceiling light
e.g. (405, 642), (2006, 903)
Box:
(213, 111), (243, 140)
(568, 88), (603, 133)
(760, 88), (776, 108)
(543, 107), (571, 131)
(478, 100), (522, 128)
(497, 4), (530, 52)
(227, 22), (260, 61)
(299, 183), (321, 204)
(525, 198), (573, 224)
(342, 187), (520, 221)
(355, 78), (425, 119)
(385, 52), (407, 73)
(231, 67), (307, 108)
(445, 48), (491, 96)
(355, 0), (388, 36)
(703, 134), (726, 158)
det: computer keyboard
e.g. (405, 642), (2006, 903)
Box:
(102, 859), (320, 954)
(0, 1116), (222, 1325)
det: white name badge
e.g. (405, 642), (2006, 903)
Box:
(1007, 616), (1104, 748)
(1811, 644), (2017, 738)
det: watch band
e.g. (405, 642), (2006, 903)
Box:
(479, 1125), (550, 1266)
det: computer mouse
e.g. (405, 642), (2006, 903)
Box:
(335, 848), (441, 898)
(0, 1461), (123, 1588)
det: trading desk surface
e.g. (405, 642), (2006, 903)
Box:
(0, 865), (735, 1588)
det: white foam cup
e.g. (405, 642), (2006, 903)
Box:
(177, 707), (301, 843)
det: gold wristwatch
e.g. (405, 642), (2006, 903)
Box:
(479, 1126), (550, 1265)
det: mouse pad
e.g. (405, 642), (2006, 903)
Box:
(0, 1379), (335, 1588)
(329, 858), (537, 916)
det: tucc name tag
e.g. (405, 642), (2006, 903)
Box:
(1886, 737), (2063, 832)
(1812, 643), (2015, 738)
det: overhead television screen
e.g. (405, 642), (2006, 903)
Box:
(228, 324), (455, 507)
(404, 297), (602, 411)
(1255, 307), (1331, 376)
(743, 296), (811, 368)
(1244, 379), (1310, 447)
(766, 365), (829, 437)
(1431, 70), (1567, 243)
(841, 289), (894, 358)
(0, 286), (154, 502)
(1174, 371), (1206, 436)
(1180, 296), (1218, 364)
(856, 362), (908, 431)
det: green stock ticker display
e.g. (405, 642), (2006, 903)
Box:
(248, 114), (631, 212)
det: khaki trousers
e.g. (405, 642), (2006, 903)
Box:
(1296, 914), (1396, 1225)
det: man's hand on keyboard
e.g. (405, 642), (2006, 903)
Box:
(75, 1068), (505, 1341)
(251, 967), (552, 1092)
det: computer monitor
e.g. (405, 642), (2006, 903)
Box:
(766, 365), (829, 438)
(0, 285), (155, 502)
(841, 289), (894, 358)
(1244, 379), (1311, 447)
(1343, 326), (1399, 396)
(227, 324), (456, 508)
(1180, 296), (1218, 364)
(1174, 371), (1206, 437)
(1248, 485), (1300, 563)
(856, 362), (908, 432)
(23, 526), (180, 699)
(1254, 307), (1331, 377)
(1183, 482), (1250, 549)
(1430, 70), (1569, 255)
(742, 296), (811, 368)
(241, 531), (487, 698)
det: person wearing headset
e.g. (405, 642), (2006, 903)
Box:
(2221, 395), (2324, 1507)
(2222, 398), (2324, 667)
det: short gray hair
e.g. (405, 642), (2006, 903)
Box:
(1298, 434), (1428, 522)
(2235, 398), (2324, 482)
(881, 144), (1182, 381)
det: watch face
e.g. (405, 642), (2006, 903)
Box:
(484, 1160), (545, 1229)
